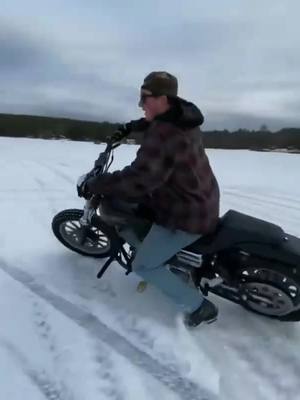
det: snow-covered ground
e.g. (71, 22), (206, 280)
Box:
(0, 136), (300, 400)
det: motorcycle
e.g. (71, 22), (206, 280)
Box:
(52, 137), (300, 321)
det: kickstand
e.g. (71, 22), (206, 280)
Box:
(97, 256), (116, 279)
(119, 246), (132, 275)
(97, 245), (133, 279)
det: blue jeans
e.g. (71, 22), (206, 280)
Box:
(120, 223), (204, 313)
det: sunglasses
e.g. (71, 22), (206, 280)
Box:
(139, 94), (154, 106)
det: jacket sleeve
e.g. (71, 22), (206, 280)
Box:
(86, 125), (176, 198)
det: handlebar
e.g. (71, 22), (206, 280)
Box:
(80, 132), (131, 222)
(89, 132), (124, 178)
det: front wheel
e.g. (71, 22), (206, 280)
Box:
(52, 209), (114, 258)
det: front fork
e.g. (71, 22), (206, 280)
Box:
(79, 200), (95, 226)
(79, 197), (135, 279)
(77, 197), (102, 247)
(80, 196), (101, 226)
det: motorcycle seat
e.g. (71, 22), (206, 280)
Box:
(185, 210), (286, 254)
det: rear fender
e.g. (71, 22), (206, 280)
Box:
(237, 234), (300, 270)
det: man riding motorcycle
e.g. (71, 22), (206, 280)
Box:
(77, 71), (220, 327)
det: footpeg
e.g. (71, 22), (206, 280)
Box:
(201, 276), (223, 287)
(200, 276), (223, 292)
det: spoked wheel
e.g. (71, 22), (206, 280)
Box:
(52, 209), (113, 258)
(238, 266), (300, 320)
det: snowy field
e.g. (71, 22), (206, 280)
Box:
(0, 136), (300, 400)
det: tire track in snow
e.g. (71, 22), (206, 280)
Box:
(0, 260), (216, 400)
(241, 322), (300, 391)
(93, 342), (125, 400)
(223, 189), (300, 213)
(32, 299), (57, 355)
(33, 177), (58, 214)
(115, 313), (193, 382)
(31, 298), (78, 397)
(32, 161), (75, 185)
(228, 341), (297, 400)
(216, 331), (300, 399)
(225, 187), (300, 205)
(199, 330), (279, 400)
(0, 338), (73, 400)
(32, 297), (127, 400)
(32, 300), (124, 400)
(23, 159), (67, 215)
(222, 192), (300, 236)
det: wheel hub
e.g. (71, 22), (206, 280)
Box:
(242, 282), (294, 316)
(59, 220), (111, 255)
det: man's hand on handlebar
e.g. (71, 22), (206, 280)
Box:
(109, 118), (149, 144)
(77, 120), (140, 200)
(109, 123), (131, 144)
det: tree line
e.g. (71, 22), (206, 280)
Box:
(0, 113), (299, 151)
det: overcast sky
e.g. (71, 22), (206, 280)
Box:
(0, 0), (299, 130)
